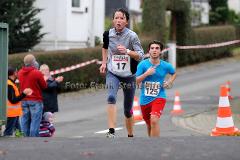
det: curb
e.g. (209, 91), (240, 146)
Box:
(172, 99), (240, 135)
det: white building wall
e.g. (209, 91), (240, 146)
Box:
(67, 0), (89, 42)
(66, 0), (105, 47)
(191, 1), (209, 26)
(34, 0), (68, 50)
(128, 0), (142, 12)
(34, 0), (105, 51)
(200, 2), (209, 24)
(228, 0), (240, 13)
(93, 0), (105, 44)
(127, 0), (142, 30)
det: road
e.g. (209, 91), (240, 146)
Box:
(54, 57), (240, 138)
(1, 137), (240, 160)
(1, 57), (240, 160)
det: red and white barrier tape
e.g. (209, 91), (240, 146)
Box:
(177, 40), (240, 49)
(49, 50), (170, 75)
(50, 59), (98, 75)
(49, 39), (240, 75)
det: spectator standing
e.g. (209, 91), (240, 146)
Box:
(40, 64), (63, 113)
(18, 54), (47, 137)
(4, 67), (32, 136)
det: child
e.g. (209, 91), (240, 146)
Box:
(39, 112), (55, 137)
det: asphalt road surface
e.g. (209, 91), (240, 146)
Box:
(1, 57), (240, 160)
(54, 56), (240, 138)
(1, 137), (240, 160)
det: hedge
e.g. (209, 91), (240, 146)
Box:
(235, 24), (240, 39)
(9, 48), (104, 92)
(142, 0), (167, 42)
(9, 25), (239, 92)
(177, 25), (237, 66)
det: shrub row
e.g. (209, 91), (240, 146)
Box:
(235, 24), (240, 39)
(9, 25), (239, 92)
(9, 48), (104, 92)
(177, 25), (237, 66)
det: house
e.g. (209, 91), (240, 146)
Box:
(34, 0), (105, 51)
(228, 0), (240, 13)
(128, 0), (143, 29)
(191, 0), (210, 26)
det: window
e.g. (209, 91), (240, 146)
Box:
(72, 0), (84, 13)
(72, 0), (80, 8)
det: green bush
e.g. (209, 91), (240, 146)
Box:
(9, 48), (105, 92)
(142, 0), (167, 42)
(235, 24), (240, 39)
(9, 25), (239, 93)
(177, 25), (237, 66)
(133, 21), (142, 35)
(104, 17), (112, 31)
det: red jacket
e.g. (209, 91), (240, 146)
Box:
(18, 66), (47, 101)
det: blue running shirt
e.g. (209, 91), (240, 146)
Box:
(136, 59), (175, 105)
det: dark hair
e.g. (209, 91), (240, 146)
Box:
(8, 66), (16, 76)
(148, 40), (164, 51)
(112, 8), (129, 21)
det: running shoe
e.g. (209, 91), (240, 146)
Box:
(106, 132), (115, 138)
(15, 129), (24, 138)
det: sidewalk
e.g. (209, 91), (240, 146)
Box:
(172, 98), (240, 135)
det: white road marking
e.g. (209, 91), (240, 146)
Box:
(134, 121), (145, 125)
(95, 121), (146, 134)
(95, 127), (123, 134)
(71, 136), (84, 138)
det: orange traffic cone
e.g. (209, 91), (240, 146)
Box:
(133, 96), (143, 121)
(211, 85), (239, 136)
(226, 80), (233, 100)
(171, 91), (184, 115)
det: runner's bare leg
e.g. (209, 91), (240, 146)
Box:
(147, 124), (151, 137)
(107, 104), (117, 128)
(125, 116), (134, 136)
(150, 115), (160, 137)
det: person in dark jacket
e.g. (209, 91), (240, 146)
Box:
(40, 64), (64, 113)
(4, 67), (32, 136)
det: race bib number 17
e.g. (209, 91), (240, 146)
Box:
(112, 55), (130, 73)
(144, 81), (161, 97)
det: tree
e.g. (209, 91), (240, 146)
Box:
(209, 0), (229, 24)
(142, 0), (191, 45)
(0, 0), (44, 53)
(142, 0), (167, 42)
(228, 10), (240, 24)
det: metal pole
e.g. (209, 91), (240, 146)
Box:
(167, 42), (176, 69)
(0, 23), (8, 134)
(89, 0), (95, 47)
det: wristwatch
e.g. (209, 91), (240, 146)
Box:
(126, 49), (131, 54)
